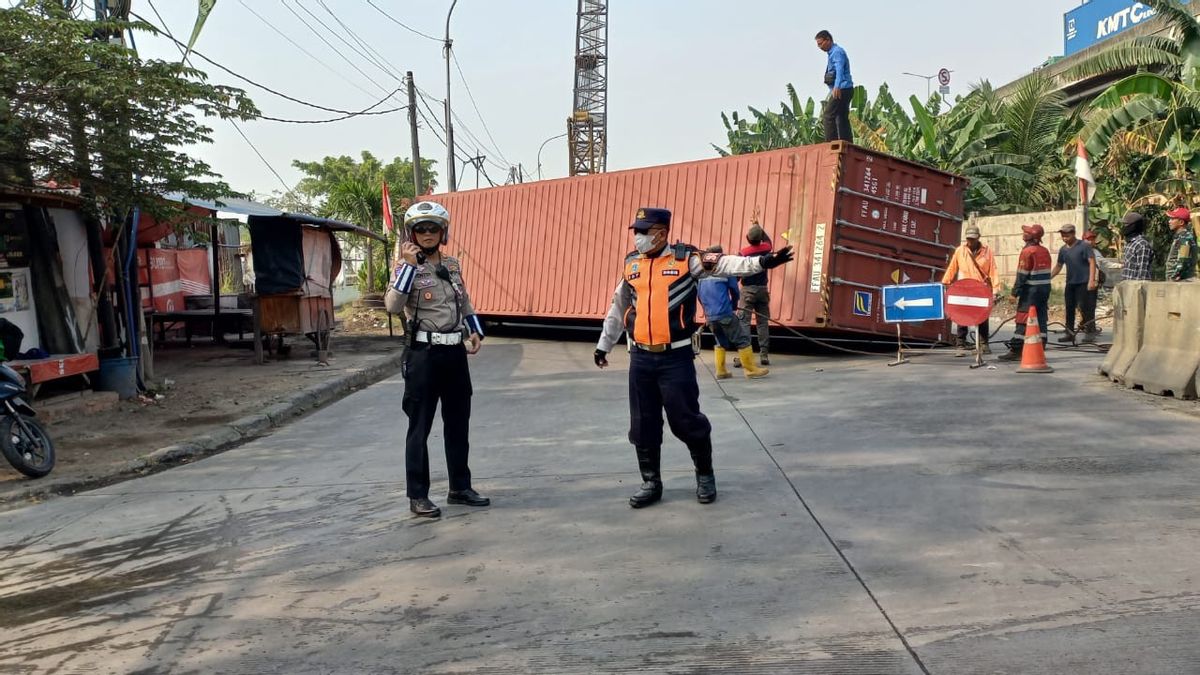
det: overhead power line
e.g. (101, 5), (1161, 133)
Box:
(364, 0), (442, 42)
(133, 10), (408, 123)
(451, 50), (511, 166)
(236, 0), (383, 102)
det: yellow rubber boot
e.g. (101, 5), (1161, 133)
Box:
(714, 347), (731, 379)
(739, 346), (769, 378)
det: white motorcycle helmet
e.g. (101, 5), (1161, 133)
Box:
(404, 201), (450, 245)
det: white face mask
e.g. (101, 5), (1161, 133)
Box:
(634, 232), (658, 254)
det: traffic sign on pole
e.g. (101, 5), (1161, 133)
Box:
(946, 279), (993, 327)
(937, 68), (951, 86)
(882, 283), (945, 323)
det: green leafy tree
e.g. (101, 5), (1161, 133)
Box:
(290, 152), (438, 293)
(0, 4), (257, 352)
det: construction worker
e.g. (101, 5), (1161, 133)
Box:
(385, 201), (489, 518)
(999, 224), (1052, 362)
(941, 224), (999, 354)
(737, 224), (774, 366)
(1051, 224), (1098, 344)
(594, 208), (793, 508)
(1165, 207), (1197, 282)
(697, 245), (769, 380)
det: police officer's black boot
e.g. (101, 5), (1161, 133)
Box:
(687, 437), (717, 504)
(629, 446), (663, 509)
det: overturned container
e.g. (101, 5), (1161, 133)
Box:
(436, 142), (965, 342)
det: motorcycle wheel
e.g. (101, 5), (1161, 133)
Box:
(0, 415), (55, 479)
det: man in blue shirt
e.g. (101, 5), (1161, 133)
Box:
(697, 246), (769, 380)
(816, 29), (854, 143)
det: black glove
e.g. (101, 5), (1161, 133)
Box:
(594, 349), (609, 368)
(761, 245), (795, 270)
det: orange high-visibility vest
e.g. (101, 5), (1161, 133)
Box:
(622, 249), (698, 346)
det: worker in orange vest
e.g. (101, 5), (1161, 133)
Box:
(942, 225), (1000, 354)
(594, 207), (793, 509)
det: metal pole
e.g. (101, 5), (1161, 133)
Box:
(407, 71), (423, 196)
(537, 132), (567, 180)
(444, 0), (459, 193)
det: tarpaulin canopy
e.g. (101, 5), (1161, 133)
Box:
(163, 193), (385, 242)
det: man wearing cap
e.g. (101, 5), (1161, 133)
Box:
(941, 224), (1000, 354)
(1121, 211), (1153, 282)
(1165, 207), (1197, 282)
(698, 245), (769, 379)
(738, 224), (774, 366)
(595, 207), (794, 508)
(999, 224), (1052, 362)
(1051, 224), (1098, 343)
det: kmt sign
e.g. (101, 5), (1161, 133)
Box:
(1064, 0), (1185, 56)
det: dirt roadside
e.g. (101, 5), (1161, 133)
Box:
(0, 309), (400, 508)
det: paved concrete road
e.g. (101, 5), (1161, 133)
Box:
(1, 339), (1197, 673)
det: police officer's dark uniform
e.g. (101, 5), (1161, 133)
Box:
(594, 207), (793, 508)
(385, 201), (488, 518)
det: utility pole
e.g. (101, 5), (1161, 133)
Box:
(406, 71), (423, 197)
(444, 0), (459, 192)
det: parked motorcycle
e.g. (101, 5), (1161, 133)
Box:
(0, 363), (54, 478)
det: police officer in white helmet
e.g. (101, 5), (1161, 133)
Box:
(386, 201), (488, 518)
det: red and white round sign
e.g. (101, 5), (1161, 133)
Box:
(938, 68), (952, 87)
(945, 279), (993, 326)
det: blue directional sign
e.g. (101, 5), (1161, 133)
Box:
(882, 283), (945, 324)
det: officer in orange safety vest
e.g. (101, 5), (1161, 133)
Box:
(594, 207), (794, 508)
(941, 224), (1000, 354)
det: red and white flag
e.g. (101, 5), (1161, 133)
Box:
(381, 180), (394, 233)
(1075, 139), (1096, 205)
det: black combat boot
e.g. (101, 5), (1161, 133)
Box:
(629, 446), (663, 509)
(687, 437), (717, 504)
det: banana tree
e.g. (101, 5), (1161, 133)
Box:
(1079, 0), (1200, 202)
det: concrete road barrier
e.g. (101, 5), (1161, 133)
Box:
(1099, 281), (1148, 384)
(1123, 282), (1200, 398)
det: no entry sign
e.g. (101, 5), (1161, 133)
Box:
(946, 279), (993, 326)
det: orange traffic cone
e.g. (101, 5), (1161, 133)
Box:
(1017, 312), (1054, 374)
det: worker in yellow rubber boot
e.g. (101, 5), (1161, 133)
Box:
(698, 246), (769, 379)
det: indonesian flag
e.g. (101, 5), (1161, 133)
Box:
(382, 180), (394, 233)
(1075, 139), (1096, 205)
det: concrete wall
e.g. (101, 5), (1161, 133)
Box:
(969, 208), (1085, 292)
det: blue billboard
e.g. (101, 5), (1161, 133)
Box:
(1064, 0), (1183, 56)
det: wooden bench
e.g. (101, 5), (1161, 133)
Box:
(7, 353), (100, 398)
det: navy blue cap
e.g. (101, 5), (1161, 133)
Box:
(630, 207), (671, 230)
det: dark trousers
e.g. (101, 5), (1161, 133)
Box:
(628, 347), (712, 450)
(956, 319), (990, 344)
(738, 285), (771, 354)
(1063, 282), (1097, 334)
(402, 343), (473, 499)
(823, 90), (854, 142)
(1009, 286), (1050, 352)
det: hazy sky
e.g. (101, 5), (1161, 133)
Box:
(122, 1), (1084, 196)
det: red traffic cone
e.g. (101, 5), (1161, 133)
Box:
(1017, 312), (1054, 374)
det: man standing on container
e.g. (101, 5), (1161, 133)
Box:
(1121, 211), (1153, 281)
(941, 224), (999, 354)
(815, 29), (854, 143)
(1165, 206), (1197, 282)
(738, 224), (774, 366)
(1050, 224), (1098, 344)
(999, 224), (1052, 362)
(386, 201), (489, 519)
(594, 208), (794, 508)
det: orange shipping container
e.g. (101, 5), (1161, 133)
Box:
(436, 143), (965, 341)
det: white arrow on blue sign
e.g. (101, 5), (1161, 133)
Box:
(882, 283), (945, 323)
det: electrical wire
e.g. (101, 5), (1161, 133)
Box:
(451, 50), (511, 166)
(363, 0), (442, 42)
(134, 9), (408, 123)
(278, 0), (400, 101)
(142, 0), (295, 195)
(235, 0), (383, 102)
(314, 0), (403, 81)
(294, 0), (396, 82)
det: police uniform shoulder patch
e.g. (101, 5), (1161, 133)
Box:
(700, 251), (723, 269)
